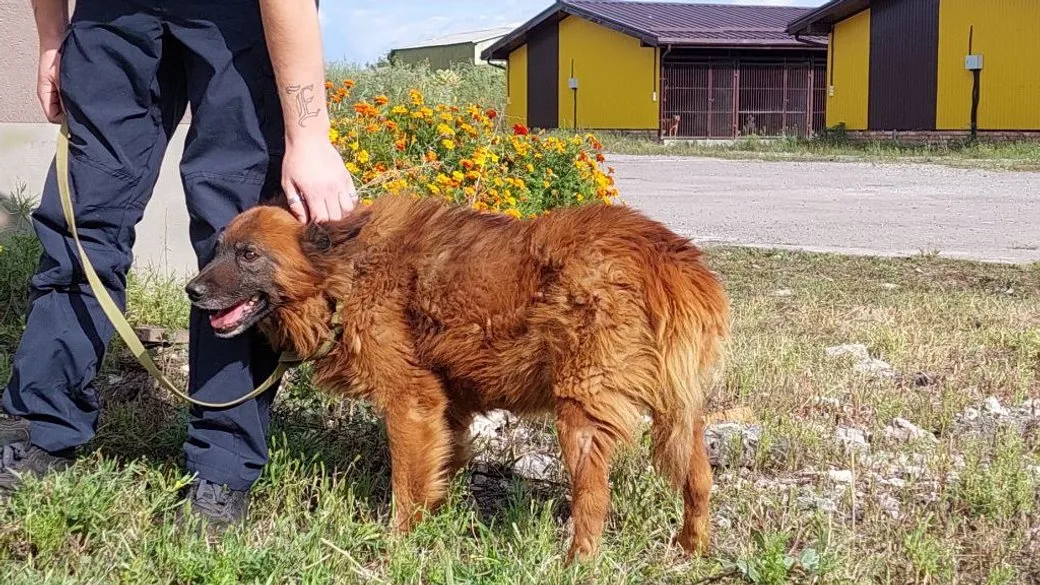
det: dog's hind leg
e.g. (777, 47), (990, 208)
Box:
(676, 415), (711, 555)
(445, 407), (475, 480)
(383, 373), (453, 533)
(555, 397), (618, 564)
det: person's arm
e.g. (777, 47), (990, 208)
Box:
(259, 0), (356, 223)
(31, 0), (69, 124)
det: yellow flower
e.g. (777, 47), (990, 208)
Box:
(525, 163), (534, 173)
(436, 123), (456, 137)
(504, 208), (522, 219)
(391, 105), (408, 115)
(356, 150), (370, 164)
(349, 141), (360, 152)
(409, 89), (425, 105)
(328, 128), (340, 143)
(442, 139), (456, 151)
(452, 170), (465, 182)
(427, 183), (441, 194)
(346, 162), (361, 175)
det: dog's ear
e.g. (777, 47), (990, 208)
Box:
(299, 210), (372, 257)
(301, 222), (333, 255)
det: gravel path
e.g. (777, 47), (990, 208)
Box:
(609, 155), (1040, 264)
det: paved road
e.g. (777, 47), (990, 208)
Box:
(609, 155), (1040, 264)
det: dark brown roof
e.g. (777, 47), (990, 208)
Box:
(482, 1), (827, 61)
(787, 0), (871, 36)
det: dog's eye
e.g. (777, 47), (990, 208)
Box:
(239, 249), (259, 262)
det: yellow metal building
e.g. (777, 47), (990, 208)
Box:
(483, 1), (828, 138)
(788, 0), (1040, 133)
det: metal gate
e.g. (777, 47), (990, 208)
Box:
(661, 59), (827, 139)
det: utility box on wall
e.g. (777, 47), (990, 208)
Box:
(965, 54), (984, 71)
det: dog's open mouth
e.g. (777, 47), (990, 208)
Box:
(208, 295), (268, 337)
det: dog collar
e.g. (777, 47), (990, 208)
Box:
(281, 299), (345, 364)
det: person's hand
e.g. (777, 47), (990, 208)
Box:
(37, 48), (63, 124)
(282, 136), (357, 223)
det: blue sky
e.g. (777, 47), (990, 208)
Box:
(320, 0), (826, 65)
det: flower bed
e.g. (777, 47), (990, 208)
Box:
(326, 80), (618, 218)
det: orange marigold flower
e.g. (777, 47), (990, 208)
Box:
(374, 94), (390, 106)
(425, 151), (439, 163)
(395, 138), (407, 151)
(343, 79), (356, 89)
(354, 102), (379, 117)
(460, 159), (475, 170)
(486, 108), (498, 120)
(512, 123), (529, 136)
(596, 153), (606, 163)
(324, 81), (334, 90)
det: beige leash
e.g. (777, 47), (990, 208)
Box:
(55, 122), (305, 409)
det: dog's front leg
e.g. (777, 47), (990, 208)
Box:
(383, 376), (452, 533)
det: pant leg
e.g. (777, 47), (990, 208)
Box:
(167, 0), (287, 490)
(2, 1), (185, 453)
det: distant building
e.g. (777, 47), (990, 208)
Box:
(788, 0), (1040, 137)
(389, 26), (516, 70)
(483, 0), (827, 139)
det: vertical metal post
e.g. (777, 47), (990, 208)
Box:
(733, 66), (740, 138)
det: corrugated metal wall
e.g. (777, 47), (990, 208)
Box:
(936, 0), (1040, 130)
(527, 20), (560, 130)
(506, 45), (528, 125)
(556, 15), (660, 130)
(662, 56), (826, 138)
(826, 8), (871, 130)
(867, 0), (940, 130)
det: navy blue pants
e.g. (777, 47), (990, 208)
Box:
(2, 0), (286, 490)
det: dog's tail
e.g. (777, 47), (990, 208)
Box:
(647, 250), (730, 490)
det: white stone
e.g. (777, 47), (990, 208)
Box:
(878, 477), (906, 488)
(813, 396), (842, 408)
(771, 289), (793, 297)
(825, 344), (870, 361)
(513, 452), (555, 480)
(884, 418), (938, 444)
(878, 494), (901, 519)
(853, 358), (897, 378)
(983, 396), (1010, 417)
(828, 469), (854, 483)
(469, 410), (512, 440)
(835, 426), (870, 453)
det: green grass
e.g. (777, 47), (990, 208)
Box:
(325, 62), (506, 113)
(2, 236), (1039, 583)
(593, 132), (1040, 171)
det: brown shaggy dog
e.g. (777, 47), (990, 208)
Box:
(185, 194), (730, 561)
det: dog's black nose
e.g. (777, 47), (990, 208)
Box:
(184, 281), (206, 303)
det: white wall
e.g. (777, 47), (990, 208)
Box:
(1, 0), (198, 277)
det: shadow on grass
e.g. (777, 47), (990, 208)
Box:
(87, 372), (572, 534)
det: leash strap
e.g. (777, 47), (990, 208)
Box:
(55, 122), (299, 410)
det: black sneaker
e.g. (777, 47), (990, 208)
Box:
(0, 441), (75, 492)
(0, 415), (31, 447)
(176, 478), (250, 534)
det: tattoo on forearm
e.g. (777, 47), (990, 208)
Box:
(285, 84), (319, 127)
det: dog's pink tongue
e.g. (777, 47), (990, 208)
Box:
(209, 301), (250, 331)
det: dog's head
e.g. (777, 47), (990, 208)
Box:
(185, 205), (370, 338)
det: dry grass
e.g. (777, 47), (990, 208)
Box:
(1, 246), (1038, 584)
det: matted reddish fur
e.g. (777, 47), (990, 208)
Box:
(225, 195), (730, 561)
